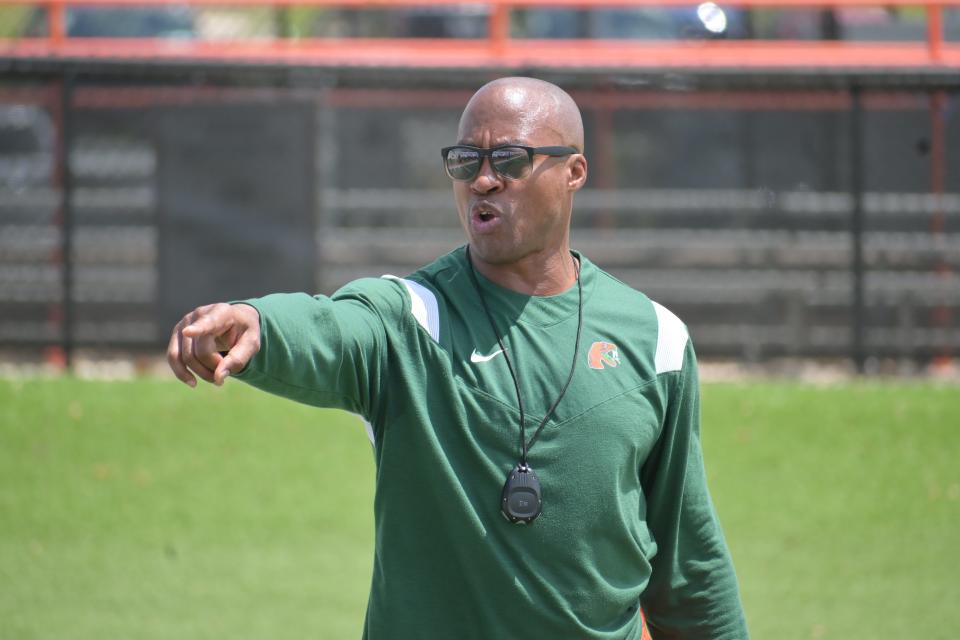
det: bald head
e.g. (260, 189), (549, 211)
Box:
(458, 77), (584, 152)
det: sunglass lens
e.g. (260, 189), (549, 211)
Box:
(445, 148), (481, 180)
(491, 147), (530, 179)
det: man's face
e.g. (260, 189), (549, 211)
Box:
(452, 93), (575, 267)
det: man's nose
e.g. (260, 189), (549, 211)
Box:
(470, 157), (504, 194)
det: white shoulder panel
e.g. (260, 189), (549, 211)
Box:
(362, 417), (376, 449)
(381, 275), (440, 342)
(348, 412), (377, 450)
(652, 300), (689, 374)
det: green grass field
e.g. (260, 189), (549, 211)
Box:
(1, 378), (957, 639)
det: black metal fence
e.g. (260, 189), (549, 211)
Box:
(1, 65), (957, 370)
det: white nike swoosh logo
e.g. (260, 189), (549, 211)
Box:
(470, 348), (506, 363)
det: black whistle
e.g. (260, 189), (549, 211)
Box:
(500, 464), (542, 524)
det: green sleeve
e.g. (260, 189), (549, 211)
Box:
(232, 278), (404, 423)
(640, 342), (750, 639)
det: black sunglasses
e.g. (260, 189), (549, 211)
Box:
(441, 144), (578, 181)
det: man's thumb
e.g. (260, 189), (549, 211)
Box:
(214, 357), (236, 386)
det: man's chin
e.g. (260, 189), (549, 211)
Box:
(467, 239), (519, 266)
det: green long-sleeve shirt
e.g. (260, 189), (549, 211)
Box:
(235, 247), (748, 639)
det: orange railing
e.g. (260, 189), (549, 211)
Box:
(1, 0), (959, 68)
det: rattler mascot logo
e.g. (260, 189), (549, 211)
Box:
(587, 341), (620, 370)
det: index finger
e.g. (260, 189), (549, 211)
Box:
(182, 304), (234, 339)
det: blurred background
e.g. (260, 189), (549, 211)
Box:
(0, 0), (957, 376)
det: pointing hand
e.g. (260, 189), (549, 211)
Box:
(166, 303), (261, 388)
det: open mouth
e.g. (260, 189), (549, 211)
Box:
(471, 201), (502, 225)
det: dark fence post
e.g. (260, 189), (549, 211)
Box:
(316, 84), (336, 293)
(850, 85), (865, 373)
(929, 89), (952, 367)
(59, 71), (76, 370)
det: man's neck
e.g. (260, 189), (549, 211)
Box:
(469, 246), (578, 296)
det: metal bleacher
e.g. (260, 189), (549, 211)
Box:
(0, 120), (157, 344)
(316, 185), (958, 360)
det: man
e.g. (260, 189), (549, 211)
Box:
(168, 77), (749, 639)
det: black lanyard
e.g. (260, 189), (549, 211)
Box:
(464, 246), (583, 524)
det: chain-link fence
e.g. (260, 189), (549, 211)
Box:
(0, 66), (957, 370)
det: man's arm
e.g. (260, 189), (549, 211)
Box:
(640, 342), (749, 639)
(166, 278), (405, 420)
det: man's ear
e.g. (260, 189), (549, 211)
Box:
(567, 154), (588, 191)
